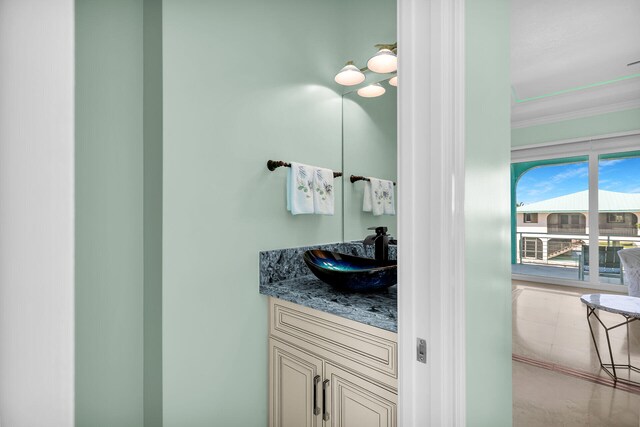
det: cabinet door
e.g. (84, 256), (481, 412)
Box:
(270, 338), (323, 427)
(325, 363), (397, 427)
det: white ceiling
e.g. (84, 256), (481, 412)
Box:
(511, 0), (640, 127)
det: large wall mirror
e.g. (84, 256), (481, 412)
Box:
(338, 0), (397, 243)
(342, 79), (397, 241)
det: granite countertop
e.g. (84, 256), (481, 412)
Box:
(260, 275), (397, 332)
(259, 242), (398, 333)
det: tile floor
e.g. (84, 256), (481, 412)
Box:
(513, 280), (640, 426)
(514, 361), (640, 427)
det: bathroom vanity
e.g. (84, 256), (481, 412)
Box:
(268, 298), (397, 427)
(260, 243), (398, 427)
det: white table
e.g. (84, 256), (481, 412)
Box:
(580, 294), (640, 386)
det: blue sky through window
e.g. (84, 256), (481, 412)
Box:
(517, 156), (640, 206)
(599, 157), (640, 195)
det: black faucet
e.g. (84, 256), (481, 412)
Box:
(363, 226), (394, 262)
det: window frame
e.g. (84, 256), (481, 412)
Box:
(607, 213), (625, 224)
(511, 131), (640, 292)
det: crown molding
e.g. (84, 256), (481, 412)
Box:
(511, 74), (640, 129)
(512, 98), (640, 129)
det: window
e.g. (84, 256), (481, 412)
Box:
(522, 237), (543, 259)
(512, 157), (588, 281)
(559, 214), (582, 226)
(607, 213), (625, 223)
(511, 135), (640, 288)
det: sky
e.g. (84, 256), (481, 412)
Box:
(516, 156), (640, 206)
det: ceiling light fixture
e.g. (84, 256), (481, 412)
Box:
(367, 47), (397, 74)
(334, 61), (366, 86)
(389, 76), (397, 87)
(357, 83), (385, 98)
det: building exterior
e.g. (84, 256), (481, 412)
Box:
(516, 190), (640, 262)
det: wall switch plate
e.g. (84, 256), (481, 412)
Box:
(417, 338), (426, 363)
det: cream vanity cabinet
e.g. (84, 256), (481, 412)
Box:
(268, 297), (398, 427)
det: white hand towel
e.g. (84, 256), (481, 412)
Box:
(313, 167), (335, 215)
(369, 178), (385, 216)
(363, 181), (373, 212)
(287, 162), (314, 215)
(382, 179), (396, 215)
(364, 178), (395, 216)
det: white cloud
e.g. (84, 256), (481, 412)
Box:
(518, 163), (594, 203)
(525, 184), (554, 197)
(548, 165), (588, 183)
(599, 159), (625, 168)
(521, 165), (587, 199)
(599, 180), (623, 190)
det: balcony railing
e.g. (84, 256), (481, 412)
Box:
(545, 225), (638, 236)
(547, 225), (586, 234)
(599, 226), (639, 237)
(515, 231), (639, 277)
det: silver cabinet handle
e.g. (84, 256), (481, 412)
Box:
(313, 375), (321, 416)
(322, 379), (330, 421)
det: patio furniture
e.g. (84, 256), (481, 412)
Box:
(581, 293), (640, 386)
(578, 245), (623, 284)
(619, 248), (640, 297)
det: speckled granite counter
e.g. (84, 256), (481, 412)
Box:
(259, 242), (397, 333)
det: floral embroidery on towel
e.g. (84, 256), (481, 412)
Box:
(383, 187), (393, 210)
(295, 166), (313, 199)
(314, 169), (333, 201)
(374, 182), (392, 206)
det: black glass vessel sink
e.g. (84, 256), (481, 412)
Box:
(303, 250), (397, 292)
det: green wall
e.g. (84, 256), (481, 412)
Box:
(512, 107), (640, 147)
(75, 0), (145, 425)
(143, 0), (163, 425)
(76, 0), (163, 424)
(76, 1), (518, 425)
(465, 0), (513, 425)
(162, 1), (346, 424)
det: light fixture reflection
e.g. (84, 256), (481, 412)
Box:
(367, 48), (397, 74)
(334, 62), (365, 86)
(357, 83), (385, 98)
(389, 76), (397, 87)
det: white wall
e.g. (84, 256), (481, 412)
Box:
(516, 212), (549, 233)
(0, 1), (75, 426)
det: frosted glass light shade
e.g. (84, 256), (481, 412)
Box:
(367, 49), (397, 74)
(389, 76), (397, 87)
(334, 64), (366, 86)
(357, 83), (385, 98)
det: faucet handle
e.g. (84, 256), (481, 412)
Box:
(367, 226), (388, 235)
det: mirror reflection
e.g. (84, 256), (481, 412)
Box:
(342, 77), (397, 241)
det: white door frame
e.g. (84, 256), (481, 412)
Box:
(397, 0), (466, 425)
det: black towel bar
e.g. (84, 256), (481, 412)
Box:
(350, 175), (396, 186)
(267, 160), (343, 178)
